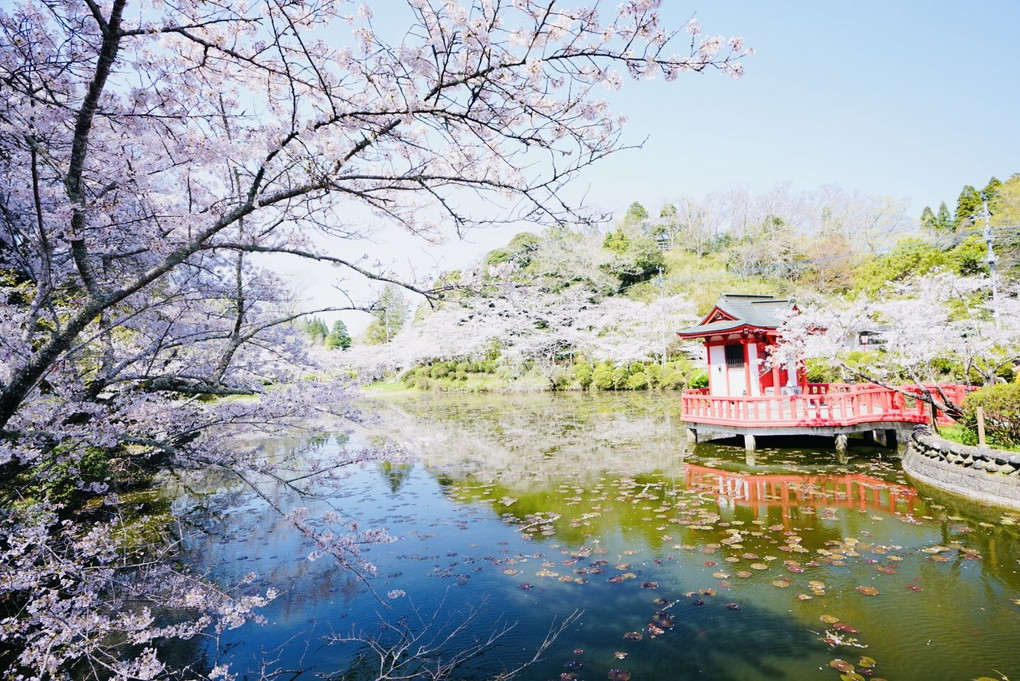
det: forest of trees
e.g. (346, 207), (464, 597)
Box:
(347, 176), (1020, 399)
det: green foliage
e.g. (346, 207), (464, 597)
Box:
(623, 201), (649, 225)
(960, 383), (1020, 449)
(324, 320), (352, 350)
(610, 366), (629, 389)
(364, 284), (410, 345)
(304, 316), (328, 345)
(592, 363), (615, 390)
(936, 202), (953, 231)
(685, 368), (708, 390)
(851, 237), (986, 295)
(625, 371), (648, 390)
(574, 362), (593, 389)
(644, 363), (661, 388)
(954, 184), (982, 230)
(17, 446), (111, 508)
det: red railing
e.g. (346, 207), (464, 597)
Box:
(681, 383), (971, 429)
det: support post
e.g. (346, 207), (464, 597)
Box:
(872, 429), (887, 447)
(685, 428), (697, 445)
(834, 433), (848, 464)
(744, 433), (756, 454)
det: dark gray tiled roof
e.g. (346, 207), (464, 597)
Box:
(678, 294), (794, 336)
(714, 294), (793, 329)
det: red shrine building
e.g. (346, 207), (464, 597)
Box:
(676, 293), (803, 398)
(676, 293), (968, 455)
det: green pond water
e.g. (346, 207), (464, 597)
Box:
(178, 392), (1019, 681)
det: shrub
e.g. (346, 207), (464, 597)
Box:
(687, 369), (708, 390)
(961, 383), (1020, 449)
(626, 371), (648, 390)
(611, 367), (629, 389)
(645, 363), (661, 388)
(592, 363), (615, 390)
(574, 362), (593, 390)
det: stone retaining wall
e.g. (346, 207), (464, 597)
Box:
(902, 425), (1020, 510)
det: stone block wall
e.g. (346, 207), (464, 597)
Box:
(902, 425), (1020, 510)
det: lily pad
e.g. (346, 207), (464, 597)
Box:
(829, 658), (854, 672)
(856, 586), (880, 596)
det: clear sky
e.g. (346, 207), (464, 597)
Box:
(287, 1), (1020, 331)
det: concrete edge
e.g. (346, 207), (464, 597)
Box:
(902, 426), (1020, 511)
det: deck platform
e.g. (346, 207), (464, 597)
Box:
(681, 383), (970, 455)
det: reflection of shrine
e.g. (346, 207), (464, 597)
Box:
(684, 463), (919, 520)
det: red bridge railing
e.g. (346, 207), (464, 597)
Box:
(681, 383), (971, 429)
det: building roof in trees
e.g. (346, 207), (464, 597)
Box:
(677, 294), (795, 339)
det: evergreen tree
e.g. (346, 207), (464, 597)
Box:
(920, 205), (937, 231)
(954, 185), (982, 230)
(936, 202), (953, 232)
(981, 176), (1002, 203)
(325, 320), (352, 350)
(364, 285), (410, 345)
(622, 201), (649, 226)
(304, 317), (328, 345)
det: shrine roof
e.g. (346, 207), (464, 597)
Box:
(677, 294), (795, 339)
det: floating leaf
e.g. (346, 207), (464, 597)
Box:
(856, 586), (879, 596)
(829, 659), (854, 672)
(771, 579), (791, 588)
(607, 669), (631, 681)
(623, 631), (643, 641)
(614, 651), (628, 660)
(820, 614), (841, 624)
(750, 563), (769, 571)
(857, 655), (876, 668)
(840, 672), (865, 681)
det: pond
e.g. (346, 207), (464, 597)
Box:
(176, 392), (1020, 681)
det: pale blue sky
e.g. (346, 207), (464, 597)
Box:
(586, 1), (1020, 213)
(293, 2), (1020, 328)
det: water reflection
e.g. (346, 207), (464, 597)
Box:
(181, 392), (1020, 681)
(684, 465), (922, 519)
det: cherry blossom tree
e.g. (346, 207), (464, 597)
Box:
(0, 0), (750, 677)
(777, 272), (1020, 416)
